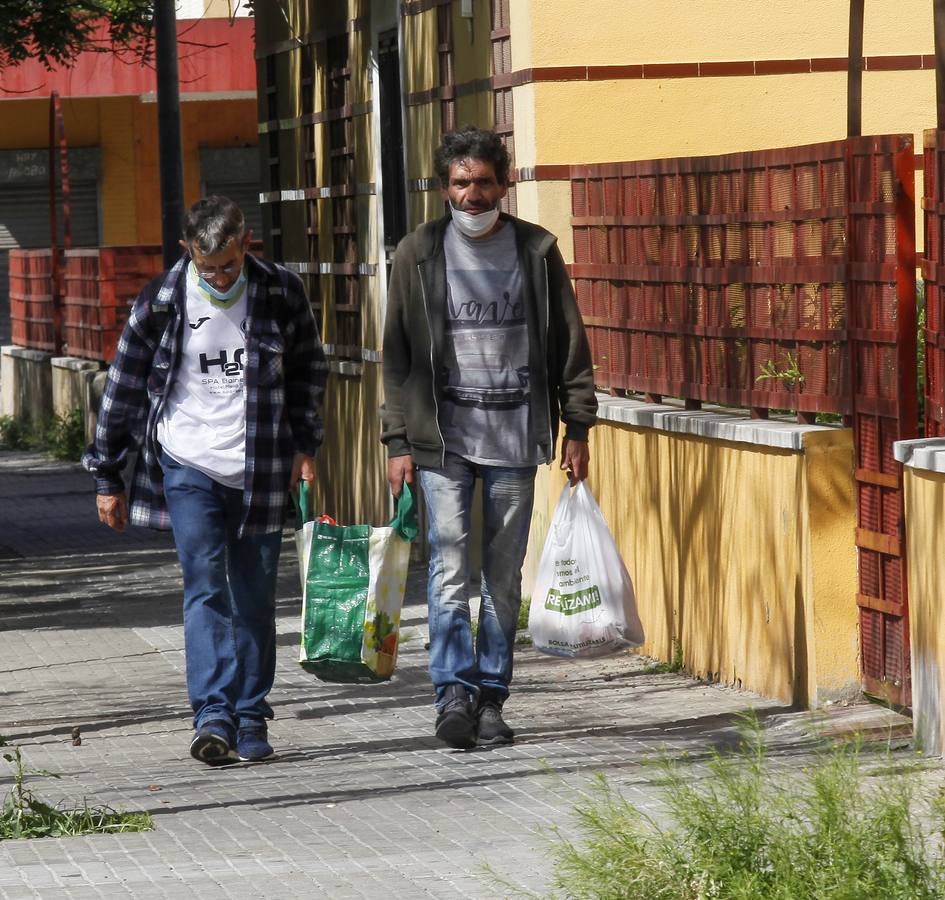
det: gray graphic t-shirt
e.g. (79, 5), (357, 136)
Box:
(441, 222), (540, 466)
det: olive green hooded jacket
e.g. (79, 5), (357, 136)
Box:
(380, 212), (597, 468)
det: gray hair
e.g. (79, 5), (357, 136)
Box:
(183, 196), (245, 256)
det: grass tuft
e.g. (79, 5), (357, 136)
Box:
(516, 715), (945, 899)
(0, 746), (152, 842)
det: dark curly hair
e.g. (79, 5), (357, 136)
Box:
(434, 126), (511, 187)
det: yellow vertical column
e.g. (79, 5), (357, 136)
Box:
(98, 97), (139, 245)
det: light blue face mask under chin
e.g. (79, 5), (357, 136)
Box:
(195, 266), (247, 304)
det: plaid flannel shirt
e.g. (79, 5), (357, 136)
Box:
(82, 253), (329, 536)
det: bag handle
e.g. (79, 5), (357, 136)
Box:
(574, 480), (608, 525)
(294, 479), (418, 542)
(388, 483), (419, 543)
(295, 480), (314, 526)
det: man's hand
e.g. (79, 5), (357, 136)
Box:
(387, 455), (415, 498)
(291, 452), (317, 488)
(97, 493), (128, 532)
(291, 453), (317, 518)
(560, 438), (590, 485)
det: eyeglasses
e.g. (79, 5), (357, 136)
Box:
(194, 261), (242, 281)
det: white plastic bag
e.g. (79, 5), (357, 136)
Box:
(528, 481), (644, 658)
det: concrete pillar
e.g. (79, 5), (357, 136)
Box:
(52, 357), (103, 418)
(81, 369), (110, 446)
(0, 345), (53, 422)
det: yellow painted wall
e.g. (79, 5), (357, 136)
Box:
(513, 1), (931, 68)
(501, 3), (934, 247)
(514, 179), (574, 263)
(98, 97), (139, 244)
(903, 469), (945, 753)
(523, 77), (849, 165)
(524, 421), (859, 707)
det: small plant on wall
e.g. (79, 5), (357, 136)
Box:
(756, 351), (805, 390)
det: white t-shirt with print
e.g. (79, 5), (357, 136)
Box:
(156, 265), (248, 489)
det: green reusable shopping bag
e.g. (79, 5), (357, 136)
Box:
(295, 482), (418, 682)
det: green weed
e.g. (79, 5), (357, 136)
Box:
(45, 408), (85, 461)
(0, 415), (27, 450)
(0, 409), (85, 461)
(518, 596), (531, 630)
(633, 642), (683, 676)
(0, 745), (152, 841)
(756, 352), (805, 389)
(637, 660), (676, 675)
(520, 717), (945, 899)
(670, 638), (684, 672)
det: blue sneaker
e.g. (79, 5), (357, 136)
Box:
(237, 722), (273, 761)
(190, 719), (237, 766)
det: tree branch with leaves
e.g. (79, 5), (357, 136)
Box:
(0, 1), (154, 70)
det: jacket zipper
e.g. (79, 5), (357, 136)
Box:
(418, 263), (447, 468)
(543, 257), (554, 456)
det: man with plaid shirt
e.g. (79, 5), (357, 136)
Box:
(84, 196), (328, 765)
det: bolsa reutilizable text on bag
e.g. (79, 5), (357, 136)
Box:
(528, 481), (644, 658)
(295, 482), (418, 682)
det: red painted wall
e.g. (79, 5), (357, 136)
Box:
(0, 18), (256, 98)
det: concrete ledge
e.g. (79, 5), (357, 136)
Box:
(596, 394), (838, 450)
(893, 437), (945, 473)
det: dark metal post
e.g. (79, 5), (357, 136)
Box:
(847, 0), (864, 137)
(155, 0), (184, 269)
(935, 0), (945, 128)
(48, 91), (70, 355)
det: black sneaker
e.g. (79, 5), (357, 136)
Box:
(236, 722), (273, 761)
(190, 719), (238, 766)
(477, 694), (514, 746)
(434, 684), (477, 750)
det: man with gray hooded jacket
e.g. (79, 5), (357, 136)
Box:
(381, 126), (597, 749)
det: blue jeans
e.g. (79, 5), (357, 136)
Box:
(418, 454), (536, 706)
(160, 453), (282, 730)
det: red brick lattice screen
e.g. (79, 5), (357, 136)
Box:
(9, 249), (56, 352)
(571, 135), (917, 706)
(62, 247), (164, 362)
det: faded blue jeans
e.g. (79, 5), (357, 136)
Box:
(418, 454), (536, 706)
(160, 453), (282, 730)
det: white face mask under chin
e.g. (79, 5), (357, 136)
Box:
(449, 202), (500, 238)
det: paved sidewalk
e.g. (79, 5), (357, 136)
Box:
(0, 450), (918, 899)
